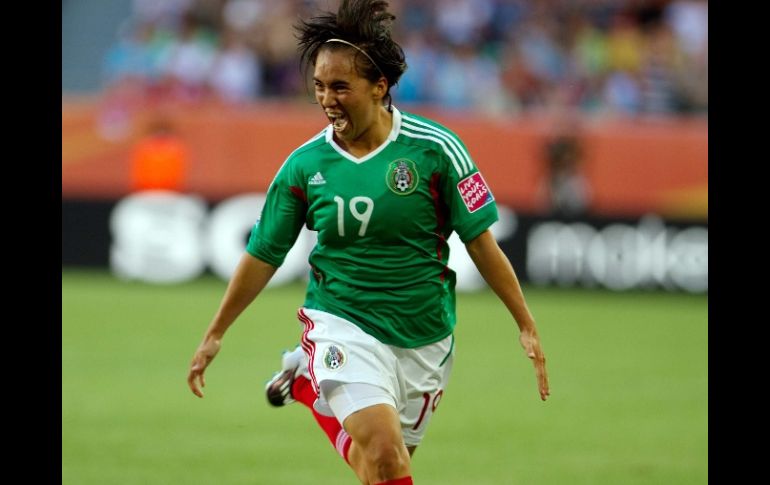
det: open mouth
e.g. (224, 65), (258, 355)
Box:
(326, 112), (348, 133)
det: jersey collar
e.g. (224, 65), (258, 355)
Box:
(326, 106), (402, 164)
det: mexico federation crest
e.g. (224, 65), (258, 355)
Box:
(323, 345), (347, 370)
(386, 159), (419, 195)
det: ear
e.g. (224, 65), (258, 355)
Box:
(372, 76), (388, 100)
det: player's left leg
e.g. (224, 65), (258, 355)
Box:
(393, 334), (455, 453)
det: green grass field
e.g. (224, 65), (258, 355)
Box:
(62, 269), (707, 484)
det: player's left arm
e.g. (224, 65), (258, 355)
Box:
(465, 229), (550, 401)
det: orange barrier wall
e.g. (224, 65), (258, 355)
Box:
(62, 99), (707, 220)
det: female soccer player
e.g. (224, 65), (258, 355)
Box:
(187, 1), (549, 484)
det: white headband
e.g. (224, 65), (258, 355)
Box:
(325, 38), (386, 79)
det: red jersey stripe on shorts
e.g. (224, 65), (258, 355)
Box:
(298, 308), (319, 394)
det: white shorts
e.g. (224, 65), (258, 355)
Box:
(297, 308), (454, 446)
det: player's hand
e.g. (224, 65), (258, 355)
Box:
(519, 328), (550, 401)
(187, 338), (222, 398)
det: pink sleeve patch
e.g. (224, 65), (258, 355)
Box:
(457, 172), (494, 213)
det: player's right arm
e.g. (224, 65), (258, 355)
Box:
(188, 254), (277, 397)
(188, 155), (307, 398)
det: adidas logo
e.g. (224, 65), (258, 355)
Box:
(308, 172), (326, 185)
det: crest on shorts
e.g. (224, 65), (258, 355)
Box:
(323, 345), (347, 370)
(386, 159), (419, 195)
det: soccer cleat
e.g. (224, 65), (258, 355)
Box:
(265, 345), (308, 407)
(265, 368), (296, 407)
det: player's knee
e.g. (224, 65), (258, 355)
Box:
(361, 435), (410, 479)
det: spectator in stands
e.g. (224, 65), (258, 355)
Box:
(538, 116), (591, 217)
(99, 20), (158, 140)
(391, 31), (439, 106)
(663, 0), (707, 113)
(129, 115), (190, 193)
(158, 12), (217, 103)
(208, 29), (263, 104)
(433, 41), (511, 114)
(101, 0), (707, 116)
(638, 22), (682, 115)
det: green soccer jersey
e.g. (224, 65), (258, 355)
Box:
(247, 107), (498, 348)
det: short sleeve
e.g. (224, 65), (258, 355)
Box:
(441, 140), (498, 243)
(246, 158), (307, 266)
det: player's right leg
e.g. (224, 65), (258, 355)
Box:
(265, 345), (306, 407)
(265, 345), (354, 464)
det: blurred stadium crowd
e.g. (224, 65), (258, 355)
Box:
(102, 0), (707, 116)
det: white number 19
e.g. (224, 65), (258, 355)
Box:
(334, 195), (374, 237)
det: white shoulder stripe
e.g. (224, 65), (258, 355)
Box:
(401, 116), (474, 174)
(400, 128), (464, 176)
(402, 121), (471, 175)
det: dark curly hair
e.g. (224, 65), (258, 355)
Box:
(295, 0), (408, 106)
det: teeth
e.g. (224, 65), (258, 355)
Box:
(332, 116), (347, 132)
(327, 112), (347, 131)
